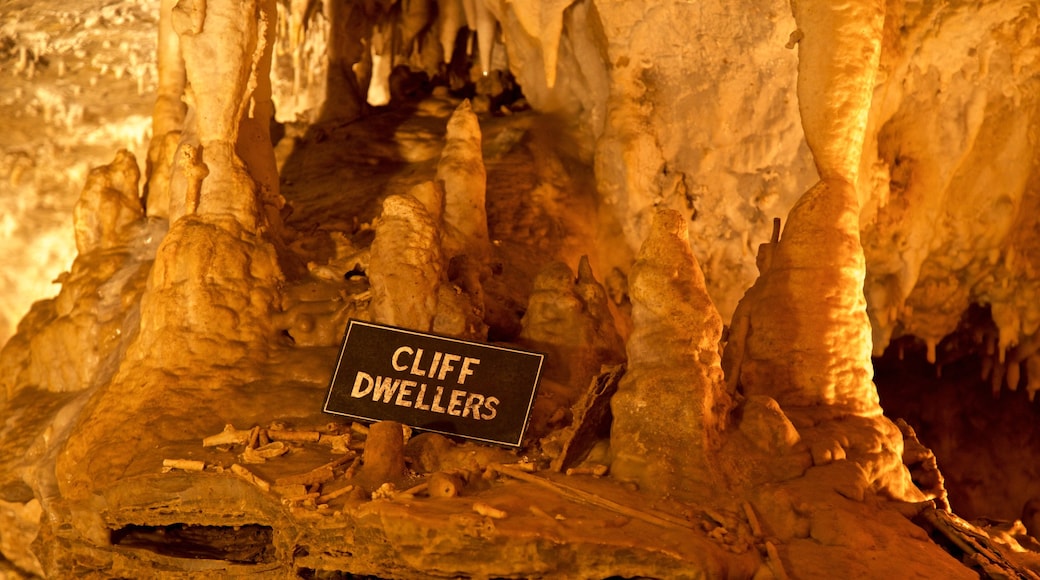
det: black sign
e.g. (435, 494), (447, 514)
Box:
(323, 320), (544, 448)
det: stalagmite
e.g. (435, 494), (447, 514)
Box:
(143, 131), (181, 219)
(722, 0), (931, 506)
(73, 150), (143, 254)
(357, 421), (408, 491)
(320, 0), (369, 122)
(520, 258), (623, 389)
(437, 99), (490, 267)
(609, 209), (731, 497)
(727, 0), (885, 415)
(4, 0), (1040, 577)
(368, 193), (443, 330)
(168, 0), (282, 228)
(366, 24), (392, 107)
(55, 0), (287, 507)
(431, 99), (491, 339)
(145, 0), (187, 218)
(519, 258), (624, 438)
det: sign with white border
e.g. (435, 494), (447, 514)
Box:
(323, 320), (544, 448)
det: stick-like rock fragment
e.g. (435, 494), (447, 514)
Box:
(231, 463), (270, 492)
(742, 501), (763, 537)
(203, 424), (252, 447)
(162, 459), (206, 472)
(473, 502), (507, 519)
(317, 484), (355, 504)
(492, 465), (694, 531)
(765, 541), (790, 580)
(268, 429), (321, 443)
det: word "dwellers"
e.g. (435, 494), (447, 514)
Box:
(350, 372), (499, 420)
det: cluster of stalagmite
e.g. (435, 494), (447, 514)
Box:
(5, 0), (1040, 576)
(368, 100), (491, 339)
(518, 257), (625, 440)
(54, 0), (289, 504)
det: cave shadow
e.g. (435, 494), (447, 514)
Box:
(875, 306), (1040, 523)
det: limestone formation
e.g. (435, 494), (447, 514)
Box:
(437, 99), (491, 268)
(3, 0), (1040, 578)
(143, 130), (181, 219)
(356, 421), (408, 492)
(145, 0), (187, 219)
(72, 149), (144, 255)
(519, 258), (624, 439)
(609, 209), (732, 497)
(367, 106), (493, 338)
(172, 0), (278, 228)
(368, 193), (443, 331)
(728, 0), (884, 415)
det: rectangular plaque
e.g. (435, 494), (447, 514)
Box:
(323, 320), (544, 448)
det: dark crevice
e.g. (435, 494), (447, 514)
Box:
(109, 523), (275, 564)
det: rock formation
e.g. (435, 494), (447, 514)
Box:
(609, 209), (733, 498)
(1, 0), (1039, 578)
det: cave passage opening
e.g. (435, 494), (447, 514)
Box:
(875, 303), (1040, 529)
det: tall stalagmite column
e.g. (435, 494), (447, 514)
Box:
(610, 209), (731, 497)
(722, 0), (927, 501)
(727, 0), (886, 416)
(144, 0), (187, 219)
(171, 0), (277, 227)
(56, 0), (285, 504)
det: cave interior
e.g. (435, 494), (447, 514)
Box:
(1, 0), (1040, 578)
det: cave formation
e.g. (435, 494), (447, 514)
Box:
(1, 0), (1040, 577)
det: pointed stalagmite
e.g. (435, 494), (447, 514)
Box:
(520, 259), (623, 387)
(437, 99), (491, 268)
(610, 209), (731, 497)
(520, 258), (624, 433)
(431, 100), (491, 339)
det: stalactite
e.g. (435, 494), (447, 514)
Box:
(437, 0), (465, 65)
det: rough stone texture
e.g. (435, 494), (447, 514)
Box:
(368, 193), (443, 331)
(437, 99), (491, 268)
(2, 0), (1040, 578)
(609, 209), (733, 498)
(860, 1), (1040, 371)
(519, 258), (623, 404)
(73, 149), (144, 254)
